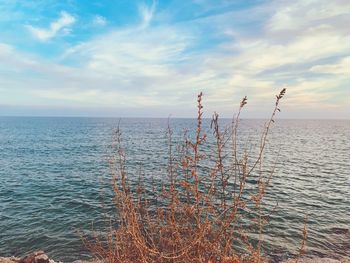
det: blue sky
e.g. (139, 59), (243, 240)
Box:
(0, 0), (349, 118)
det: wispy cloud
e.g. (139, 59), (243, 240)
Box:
(138, 0), (157, 28)
(310, 56), (350, 75)
(26, 11), (76, 41)
(267, 0), (350, 32)
(92, 15), (107, 26)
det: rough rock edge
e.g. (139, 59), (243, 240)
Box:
(0, 257), (20, 263)
(0, 251), (62, 263)
(282, 257), (349, 263)
(1, 255), (349, 263)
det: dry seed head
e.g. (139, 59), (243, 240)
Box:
(279, 88), (286, 98)
(240, 96), (248, 108)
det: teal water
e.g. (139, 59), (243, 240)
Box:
(0, 117), (349, 262)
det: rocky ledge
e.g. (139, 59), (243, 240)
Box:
(282, 258), (349, 263)
(0, 251), (57, 263)
(1, 251), (349, 263)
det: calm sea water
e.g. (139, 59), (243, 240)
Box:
(0, 117), (349, 262)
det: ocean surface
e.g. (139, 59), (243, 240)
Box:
(0, 117), (349, 262)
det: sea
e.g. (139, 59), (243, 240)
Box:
(0, 117), (349, 262)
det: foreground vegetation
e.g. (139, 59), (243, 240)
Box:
(82, 89), (303, 263)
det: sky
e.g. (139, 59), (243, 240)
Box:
(0, 0), (349, 118)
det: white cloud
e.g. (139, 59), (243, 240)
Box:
(0, 43), (13, 55)
(138, 0), (157, 28)
(310, 56), (350, 75)
(267, 0), (350, 32)
(92, 15), (107, 26)
(26, 11), (76, 41)
(62, 21), (190, 78)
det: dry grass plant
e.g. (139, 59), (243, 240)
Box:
(83, 89), (287, 263)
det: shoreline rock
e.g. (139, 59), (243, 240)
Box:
(1, 253), (349, 263)
(0, 257), (19, 263)
(282, 257), (349, 263)
(0, 251), (59, 263)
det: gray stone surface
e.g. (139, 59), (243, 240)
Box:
(282, 257), (349, 263)
(0, 257), (19, 263)
(2, 254), (349, 263)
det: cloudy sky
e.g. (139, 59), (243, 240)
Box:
(0, 0), (349, 118)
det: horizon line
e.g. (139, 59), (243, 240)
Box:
(0, 115), (349, 121)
